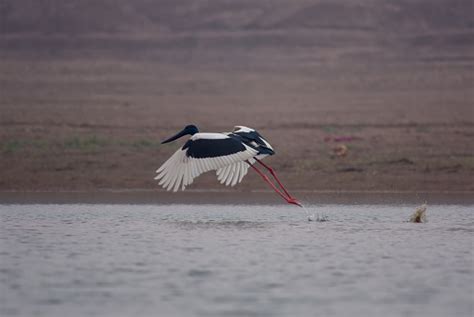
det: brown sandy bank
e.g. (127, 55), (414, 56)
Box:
(1, 1), (473, 192)
(1, 57), (472, 192)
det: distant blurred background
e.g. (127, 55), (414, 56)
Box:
(0, 0), (472, 191)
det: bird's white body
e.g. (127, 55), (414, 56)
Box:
(155, 127), (273, 192)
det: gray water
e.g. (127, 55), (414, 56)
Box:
(0, 204), (472, 317)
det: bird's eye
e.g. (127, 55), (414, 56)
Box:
(250, 141), (258, 147)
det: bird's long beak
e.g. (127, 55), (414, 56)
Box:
(161, 128), (188, 144)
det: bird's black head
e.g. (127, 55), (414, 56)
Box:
(161, 125), (199, 144)
(184, 125), (199, 134)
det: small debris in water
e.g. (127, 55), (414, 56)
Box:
(308, 213), (329, 222)
(316, 214), (329, 222)
(409, 203), (427, 223)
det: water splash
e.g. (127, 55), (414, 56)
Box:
(409, 203), (427, 223)
(300, 204), (323, 222)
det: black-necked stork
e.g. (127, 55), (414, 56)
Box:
(155, 125), (301, 206)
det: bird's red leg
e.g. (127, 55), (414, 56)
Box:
(254, 158), (301, 206)
(254, 158), (292, 198)
(247, 161), (302, 207)
(247, 163), (288, 201)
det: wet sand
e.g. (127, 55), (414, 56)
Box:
(1, 190), (473, 205)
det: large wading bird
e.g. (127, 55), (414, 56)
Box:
(155, 125), (302, 206)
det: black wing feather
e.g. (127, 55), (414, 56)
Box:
(182, 138), (247, 159)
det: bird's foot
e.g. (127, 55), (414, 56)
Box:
(287, 197), (303, 207)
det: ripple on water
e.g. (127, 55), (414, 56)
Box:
(187, 269), (213, 277)
(446, 226), (474, 233)
(170, 220), (270, 230)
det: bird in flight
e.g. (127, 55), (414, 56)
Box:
(155, 125), (301, 206)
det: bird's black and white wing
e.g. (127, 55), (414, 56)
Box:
(215, 125), (274, 186)
(155, 133), (258, 191)
(215, 161), (250, 187)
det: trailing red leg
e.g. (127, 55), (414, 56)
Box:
(247, 161), (302, 207)
(254, 158), (300, 205)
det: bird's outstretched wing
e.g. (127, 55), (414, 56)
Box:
(215, 157), (259, 187)
(155, 133), (258, 191)
(215, 161), (249, 187)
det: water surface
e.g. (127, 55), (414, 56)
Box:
(1, 204), (472, 317)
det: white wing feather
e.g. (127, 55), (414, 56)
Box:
(216, 161), (250, 187)
(155, 145), (257, 192)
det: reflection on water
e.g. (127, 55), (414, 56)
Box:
(0, 204), (473, 317)
(172, 220), (270, 230)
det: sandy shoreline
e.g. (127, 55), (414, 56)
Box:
(1, 190), (473, 205)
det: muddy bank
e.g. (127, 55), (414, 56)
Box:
(1, 190), (473, 205)
(1, 36), (473, 192)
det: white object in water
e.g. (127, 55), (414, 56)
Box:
(409, 203), (427, 223)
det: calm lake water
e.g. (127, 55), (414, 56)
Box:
(0, 204), (472, 317)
